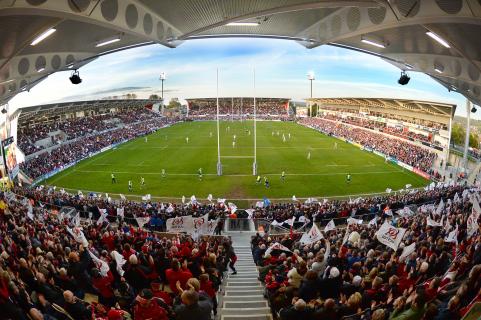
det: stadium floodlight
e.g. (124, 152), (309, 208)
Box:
(160, 72), (166, 81)
(95, 36), (121, 47)
(37, 67), (45, 73)
(31, 28), (56, 46)
(307, 71), (315, 81)
(226, 22), (259, 26)
(398, 71), (410, 85)
(426, 31), (451, 48)
(69, 70), (82, 84)
(361, 35), (386, 48)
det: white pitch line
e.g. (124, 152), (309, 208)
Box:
(75, 169), (401, 177)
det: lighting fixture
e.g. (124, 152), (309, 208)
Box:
(471, 106), (477, 113)
(0, 79), (14, 86)
(398, 71), (410, 85)
(160, 72), (166, 80)
(307, 71), (315, 81)
(1, 108), (7, 114)
(37, 67), (45, 73)
(31, 28), (56, 46)
(434, 68), (443, 74)
(95, 36), (121, 47)
(405, 64), (414, 70)
(69, 70), (82, 85)
(426, 31), (450, 48)
(361, 36), (386, 48)
(226, 22), (260, 26)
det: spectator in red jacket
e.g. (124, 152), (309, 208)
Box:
(91, 268), (115, 306)
(133, 289), (168, 320)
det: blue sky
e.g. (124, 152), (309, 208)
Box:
(9, 38), (474, 117)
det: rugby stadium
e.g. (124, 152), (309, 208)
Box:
(0, 2), (480, 320)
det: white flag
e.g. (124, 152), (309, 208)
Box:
(284, 217), (296, 227)
(190, 195), (197, 204)
(117, 207), (124, 218)
(292, 195), (297, 201)
(385, 188), (392, 193)
(342, 228), (350, 245)
(67, 227), (88, 247)
(182, 195), (186, 204)
(120, 194), (126, 201)
(265, 242), (292, 256)
(27, 201), (34, 220)
(376, 222), (406, 250)
(399, 243), (416, 262)
(300, 224), (323, 245)
(472, 196), (481, 218)
(368, 217), (378, 227)
(111, 251), (126, 276)
(427, 216), (443, 227)
(435, 199), (444, 216)
(97, 209), (108, 226)
(245, 209), (255, 219)
(347, 217), (363, 226)
(135, 216), (150, 229)
(88, 250), (110, 277)
(227, 202), (237, 213)
(324, 219), (336, 232)
(453, 193), (460, 204)
(445, 225), (458, 243)
(166, 204), (174, 213)
(405, 184), (412, 189)
(217, 198), (226, 204)
(467, 212), (479, 237)
(255, 201), (264, 208)
(207, 194), (213, 202)
(142, 194), (151, 201)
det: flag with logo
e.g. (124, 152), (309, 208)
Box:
(97, 209), (108, 226)
(265, 242), (292, 256)
(347, 217), (363, 226)
(399, 242), (416, 262)
(445, 225), (458, 243)
(376, 221), (406, 250)
(427, 215), (443, 227)
(467, 211), (479, 237)
(300, 223), (323, 245)
(67, 227), (88, 247)
(245, 209), (255, 219)
(135, 216), (150, 229)
(88, 250), (110, 277)
(324, 219), (336, 232)
(368, 217), (378, 227)
(111, 251), (126, 276)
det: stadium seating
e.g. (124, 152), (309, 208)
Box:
(0, 181), (479, 320)
(300, 118), (436, 174)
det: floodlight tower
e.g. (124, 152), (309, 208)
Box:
(307, 71), (315, 116)
(160, 72), (166, 114)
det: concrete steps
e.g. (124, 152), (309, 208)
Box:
(218, 238), (271, 320)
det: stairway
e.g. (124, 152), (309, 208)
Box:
(220, 243), (272, 320)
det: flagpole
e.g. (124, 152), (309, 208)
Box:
(216, 69), (222, 176)
(253, 68), (257, 176)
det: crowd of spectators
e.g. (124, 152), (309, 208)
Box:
(319, 107), (447, 131)
(0, 188), (235, 320)
(322, 114), (434, 145)
(251, 184), (481, 320)
(188, 100), (289, 118)
(20, 117), (176, 180)
(18, 108), (159, 156)
(300, 118), (436, 173)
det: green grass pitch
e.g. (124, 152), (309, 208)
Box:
(45, 121), (429, 201)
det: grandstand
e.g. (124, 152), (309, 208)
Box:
(186, 97), (291, 119)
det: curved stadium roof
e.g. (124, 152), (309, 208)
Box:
(0, 1), (480, 107)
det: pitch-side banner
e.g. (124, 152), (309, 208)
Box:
(166, 215), (193, 233)
(376, 222), (406, 250)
